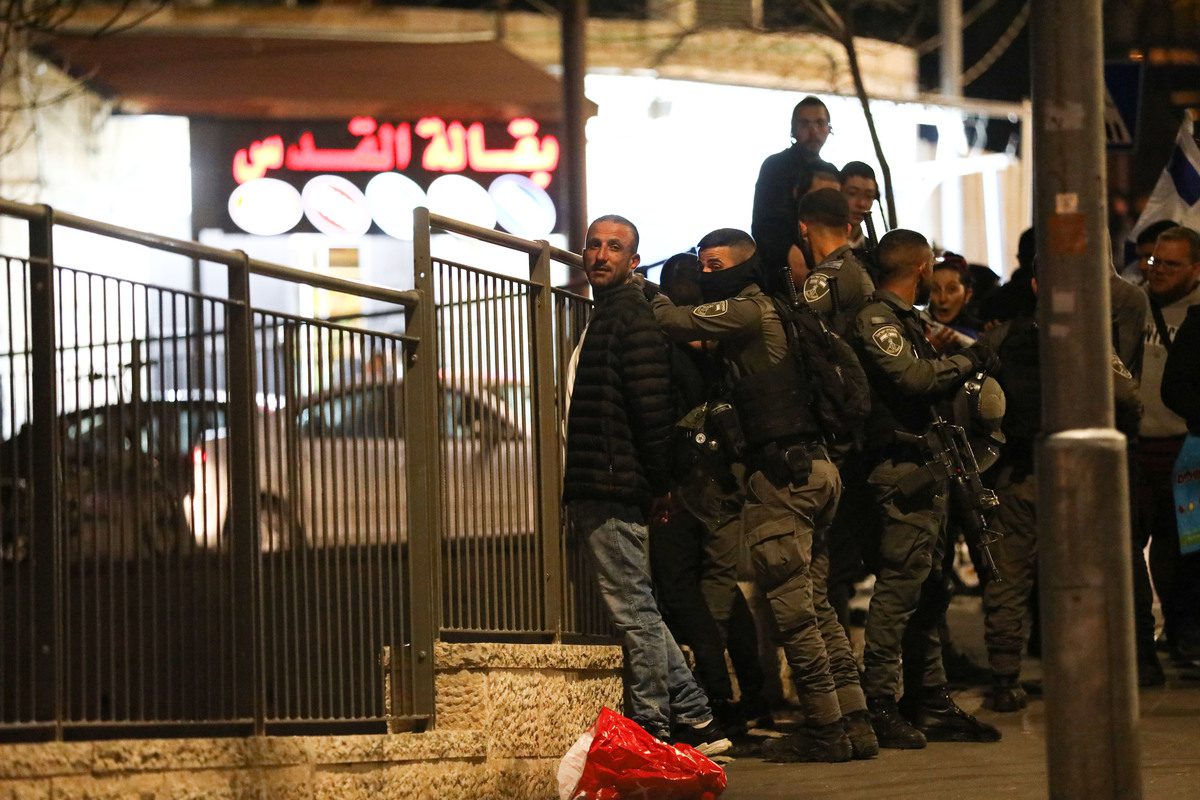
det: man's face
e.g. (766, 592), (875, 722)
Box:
(1146, 238), (1200, 304)
(583, 221), (640, 290)
(808, 173), (841, 194)
(1135, 240), (1156, 279)
(698, 245), (740, 273)
(793, 105), (831, 156)
(842, 176), (878, 226)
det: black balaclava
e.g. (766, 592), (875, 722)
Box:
(696, 252), (762, 303)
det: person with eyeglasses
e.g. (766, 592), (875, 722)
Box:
(1135, 225), (1200, 669)
(752, 96), (834, 295)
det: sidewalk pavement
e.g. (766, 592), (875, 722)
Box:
(720, 596), (1200, 799)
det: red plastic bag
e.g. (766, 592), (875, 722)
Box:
(567, 707), (727, 800)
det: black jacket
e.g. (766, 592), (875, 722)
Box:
(564, 282), (673, 507)
(752, 145), (815, 292)
(1162, 303), (1200, 434)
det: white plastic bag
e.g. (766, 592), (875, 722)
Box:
(556, 728), (595, 800)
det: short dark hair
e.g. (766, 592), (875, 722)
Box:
(797, 159), (841, 195)
(1138, 219), (1180, 247)
(697, 228), (756, 253)
(660, 252), (703, 306)
(1017, 227), (1036, 270)
(876, 229), (932, 278)
(797, 188), (851, 229)
(587, 214), (639, 252)
(1157, 225), (1200, 263)
(840, 161), (877, 183)
(791, 96), (830, 137)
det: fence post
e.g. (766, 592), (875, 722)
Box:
(529, 244), (564, 639)
(405, 207), (440, 721)
(226, 251), (263, 734)
(28, 206), (61, 734)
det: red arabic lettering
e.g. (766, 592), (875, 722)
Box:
(415, 117), (469, 172)
(465, 117), (560, 180)
(232, 135), (285, 184)
(285, 117), (402, 173)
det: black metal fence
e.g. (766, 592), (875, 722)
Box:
(0, 201), (605, 742)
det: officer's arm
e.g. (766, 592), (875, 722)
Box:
(1111, 352), (1143, 436)
(856, 311), (975, 395)
(651, 294), (759, 342)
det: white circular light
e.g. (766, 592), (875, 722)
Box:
(227, 178), (303, 236)
(489, 174), (556, 239)
(365, 172), (427, 241)
(301, 175), (372, 237)
(426, 175), (496, 231)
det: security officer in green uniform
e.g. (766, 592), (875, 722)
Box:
(794, 188), (877, 636)
(796, 188), (876, 338)
(853, 229), (1003, 749)
(648, 228), (878, 763)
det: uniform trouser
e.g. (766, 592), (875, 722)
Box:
(1135, 436), (1200, 652)
(862, 459), (949, 701)
(650, 506), (765, 706)
(742, 458), (865, 726)
(827, 448), (874, 635)
(572, 499), (712, 738)
(982, 465), (1038, 676)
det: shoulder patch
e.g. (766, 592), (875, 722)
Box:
(872, 324), (905, 357)
(803, 273), (831, 303)
(869, 316), (888, 325)
(694, 300), (728, 318)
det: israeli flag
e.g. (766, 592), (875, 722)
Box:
(1132, 115), (1200, 238)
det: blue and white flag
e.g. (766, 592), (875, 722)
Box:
(1131, 115), (1200, 238)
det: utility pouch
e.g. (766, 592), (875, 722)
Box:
(707, 401), (747, 462)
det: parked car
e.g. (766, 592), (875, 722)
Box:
(0, 395), (228, 561)
(188, 378), (536, 550)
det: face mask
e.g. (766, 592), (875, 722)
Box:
(697, 253), (762, 303)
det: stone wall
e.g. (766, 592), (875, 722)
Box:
(0, 642), (622, 800)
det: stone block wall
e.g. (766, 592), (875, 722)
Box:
(0, 642), (622, 800)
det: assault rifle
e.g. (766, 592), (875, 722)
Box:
(888, 414), (1004, 583)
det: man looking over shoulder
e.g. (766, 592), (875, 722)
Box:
(795, 188), (876, 337)
(563, 215), (730, 756)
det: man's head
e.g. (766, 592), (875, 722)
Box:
(660, 252), (704, 307)
(797, 188), (852, 244)
(791, 96), (831, 156)
(695, 228), (760, 302)
(1146, 225), (1200, 305)
(798, 159), (842, 196)
(839, 161), (878, 227)
(1135, 219), (1179, 280)
(876, 229), (935, 294)
(583, 214), (640, 291)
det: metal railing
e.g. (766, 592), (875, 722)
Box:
(416, 209), (608, 640)
(0, 200), (607, 742)
(0, 200), (433, 739)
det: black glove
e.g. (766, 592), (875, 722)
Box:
(964, 340), (1000, 374)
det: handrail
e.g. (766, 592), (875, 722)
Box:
(0, 198), (421, 309)
(428, 211), (584, 270)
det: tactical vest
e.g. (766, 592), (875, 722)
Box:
(730, 350), (822, 449)
(996, 317), (1041, 447)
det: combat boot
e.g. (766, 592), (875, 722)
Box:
(866, 696), (926, 750)
(908, 685), (1001, 743)
(841, 710), (879, 759)
(762, 721), (853, 763)
(990, 674), (1028, 712)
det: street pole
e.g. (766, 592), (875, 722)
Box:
(939, 0), (964, 253)
(1031, 1), (1143, 797)
(562, 0), (588, 259)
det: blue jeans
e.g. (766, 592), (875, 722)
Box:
(571, 499), (712, 739)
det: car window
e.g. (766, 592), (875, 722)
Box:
(443, 388), (517, 440)
(298, 387), (398, 438)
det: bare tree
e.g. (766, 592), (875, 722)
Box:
(0, 0), (167, 160)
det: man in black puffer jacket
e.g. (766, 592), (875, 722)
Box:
(564, 215), (729, 756)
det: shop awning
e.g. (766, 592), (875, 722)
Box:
(40, 32), (591, 121)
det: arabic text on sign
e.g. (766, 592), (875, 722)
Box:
(232, 117), (559, 188)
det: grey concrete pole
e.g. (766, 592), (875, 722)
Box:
(1031, 1), (1143, 797)
(561, 0), (588, 257)
(939, 0), (962, 97)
